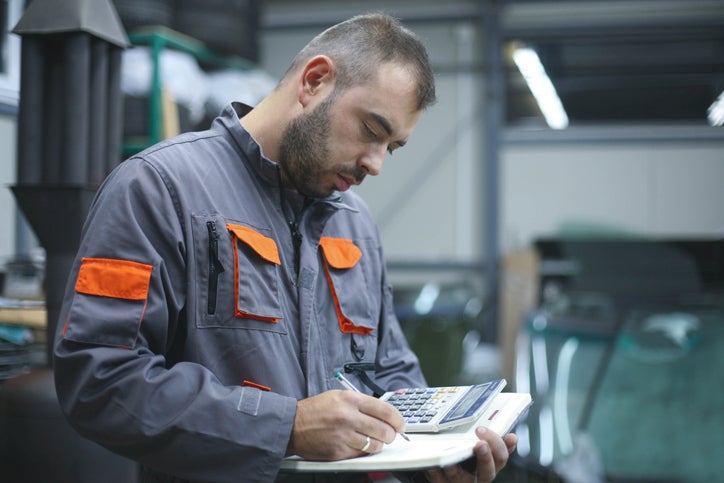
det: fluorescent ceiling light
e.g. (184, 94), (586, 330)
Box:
(707, 91), (724, 126)
(513, 46), (569, 130)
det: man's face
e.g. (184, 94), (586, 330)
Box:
(278, 93), (345, 198)
(278, 62), (423, 198)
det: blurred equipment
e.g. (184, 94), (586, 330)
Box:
(11, 0), (128, 361)
(112, 0), (261, 62)
(395, 282), (493, 386)
(511, 238), (724, 482)
(2, 1), (138, 481)
(112, 0), (173, 30)
(173, 0), (261, 62)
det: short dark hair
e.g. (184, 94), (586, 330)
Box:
(284, 13), (436, 110)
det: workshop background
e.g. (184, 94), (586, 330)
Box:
(0, 0), (723, 482)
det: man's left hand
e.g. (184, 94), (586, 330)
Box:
(424, 427), (517, 482)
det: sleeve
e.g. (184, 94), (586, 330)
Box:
(53, 158), (296, 483)
(372, 246), (427, 392)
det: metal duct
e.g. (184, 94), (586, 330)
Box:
(11, 0), (129, 363)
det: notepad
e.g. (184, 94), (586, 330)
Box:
(281, 392), (532, 473)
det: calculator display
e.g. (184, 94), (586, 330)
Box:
(445, 382), (490, 420)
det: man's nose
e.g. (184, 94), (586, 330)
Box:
(359, 149), (385, 176)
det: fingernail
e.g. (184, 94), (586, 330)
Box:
(479, 442), (490, 455)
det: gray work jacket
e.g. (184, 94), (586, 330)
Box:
(53, 103), (425, 483)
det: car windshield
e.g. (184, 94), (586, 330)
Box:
(514, 295), (724, 483)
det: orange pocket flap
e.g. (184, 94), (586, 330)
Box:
(319, 237), (362, 269)
(227, 224), (280, 265)
(75, 257), (153, 300)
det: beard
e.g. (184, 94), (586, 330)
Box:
(278, 94), (365, 198)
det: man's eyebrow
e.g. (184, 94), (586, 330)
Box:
(371, 112), (393, 137)
(370, 112), (407, 147)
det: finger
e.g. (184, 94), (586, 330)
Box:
(504, 433), (518, 454)
(360, 398), (407, 430)
(350, 433), (384, 455)
(352, 396), (403, 444)
(475, 427), (510, 469)
(354, 393), (405, 424)
(475, 427), (517, 473)
(358, 435), (372, 453)
(473, 440), (497, 482)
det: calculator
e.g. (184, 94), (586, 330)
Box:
(380, 378), (507, 433)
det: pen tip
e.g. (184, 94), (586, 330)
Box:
(401, 432), (410, 442)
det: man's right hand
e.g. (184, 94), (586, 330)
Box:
(287, 389), (406, 461)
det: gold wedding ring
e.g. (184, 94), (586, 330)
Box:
(360, 435), (372, 453)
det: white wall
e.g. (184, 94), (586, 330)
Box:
(501, 129), (724, 252)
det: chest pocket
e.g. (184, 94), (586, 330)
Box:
(319, 236), (376, 335)
(194, 215), (285, 333)
(226, 223), (284, 324)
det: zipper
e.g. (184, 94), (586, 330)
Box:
(276, 165), (310, 276)
(206, 220), (224, 315)
(289, 219), (303, 274)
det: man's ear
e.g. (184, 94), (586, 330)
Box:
(298, 55), (336, 107)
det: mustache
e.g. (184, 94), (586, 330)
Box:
(350, 166), (367, 184)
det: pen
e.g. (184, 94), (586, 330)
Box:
(334, 371), (410, 442)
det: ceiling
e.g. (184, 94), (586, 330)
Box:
(501, 0), (724, 126)
(263, 0), (724, 127)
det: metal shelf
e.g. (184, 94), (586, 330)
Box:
(121, 26), (255, 157)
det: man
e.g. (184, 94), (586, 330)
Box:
(54, 13), (517, 483)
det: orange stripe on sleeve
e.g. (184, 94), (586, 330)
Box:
(75, 257), (153, 301)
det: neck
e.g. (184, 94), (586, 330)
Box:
(240, 87), (300, 163)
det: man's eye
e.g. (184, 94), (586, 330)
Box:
(364, 123), (393, 155)
(364, 124), (379, 140)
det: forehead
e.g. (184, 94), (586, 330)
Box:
(335, 62), (423, 137)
